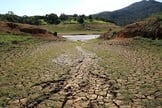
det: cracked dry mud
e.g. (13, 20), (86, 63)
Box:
(22, 46), (116, 108)
(0, 39), (162, 108)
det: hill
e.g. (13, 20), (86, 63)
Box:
(93, 0), (162, 26)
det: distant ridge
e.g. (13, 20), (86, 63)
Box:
(93, 0), (162, 26)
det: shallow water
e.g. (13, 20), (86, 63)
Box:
(62, 35), (100, 41)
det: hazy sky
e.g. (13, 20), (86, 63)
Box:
(0, 0), (162, 16)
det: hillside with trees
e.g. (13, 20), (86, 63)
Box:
(93, 0), (162, 26)
(0, 12), (110, 25)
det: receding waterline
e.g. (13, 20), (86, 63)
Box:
(62, 35), (100, 41)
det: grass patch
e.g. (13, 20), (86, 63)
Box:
(120, 90), (134, 105)
(133, 37), (162, 56)
(0, 34), (41, 46)
(143, 100), (162, 108)
(41, 23), (115, 34)
(62, 18), (109, 24)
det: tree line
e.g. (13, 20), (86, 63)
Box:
(0, 11), (106, 25)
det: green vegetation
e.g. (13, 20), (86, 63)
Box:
(41, 23), (115, 34)
(0, 12), (115, 34)
(62, 18), (108, 24)
(133, 37), (162, 55)
(0, 12), (110, 26)
(0, 35), (40, 46)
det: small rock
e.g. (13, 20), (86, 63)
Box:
(89, 94), (98, 100)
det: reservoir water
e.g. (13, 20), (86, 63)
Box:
(62, 35), (100, 41)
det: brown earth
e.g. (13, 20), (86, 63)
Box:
(100, 28), (118, 40)
(0, 21), (59, 40)
(118, 20), (162, 39)
(100, 18), (162, 40)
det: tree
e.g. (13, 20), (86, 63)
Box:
(73, 14), (78, 18)
(80, 14), (86, 19)
(77, 16), (84, 24)
(45, 13), (60, 24)
(59, 13), (68, 23)
(88, 15), (93, 22)
(5, 14), (21, 23)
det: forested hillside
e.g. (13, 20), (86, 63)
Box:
(93, 0), (162, 26)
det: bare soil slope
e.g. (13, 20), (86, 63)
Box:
(100, 15), (162, 40)
(0, 21), (59, 39)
